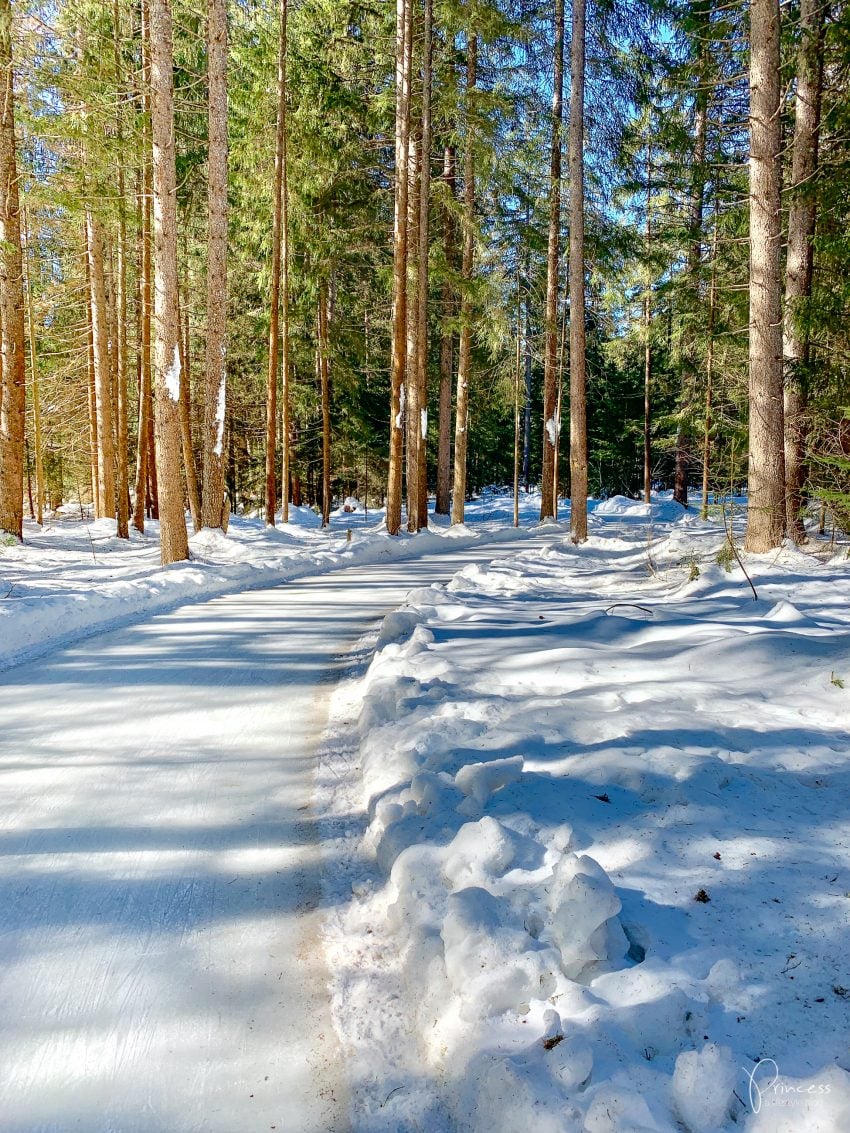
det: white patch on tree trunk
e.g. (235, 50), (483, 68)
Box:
(420, 409), (428, 439)
(164, 343), (181, 402)
(395, 383), (406, 429)
(213, 375), (226, 456)
(546, 414), (560, 447)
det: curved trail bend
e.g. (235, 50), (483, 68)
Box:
(0, 534), (555, 1133)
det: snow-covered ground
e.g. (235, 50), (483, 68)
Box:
(317, 496), (850, 1132)
(0, 494), (544, 671)
(4, 490), (850, 1131)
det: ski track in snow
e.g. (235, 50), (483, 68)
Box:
(0, 529), (562, 1133)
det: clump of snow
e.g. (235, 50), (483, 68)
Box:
(455, 754), (524, 807)
(672, 1043), (736, 1132)
(164, 342), (181, 401)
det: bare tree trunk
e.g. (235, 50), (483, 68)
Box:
(513, 266), (522, 528)
(541, 0), (565, 520)
(387, 0), (412, 535)
(643, 137), (652, 505)
(700, 208), (720, 519)
(202, 0), (229, 531)
(568, 0), (588, 543)
(84, 247), (100, 515)
(435, 143), (455, 515)
(522, 221), (532, 492)
(133, 0), (153, 532)
(406, 133), (421, 530)
(176, 283), (201, 531)
(415, 0), (432, 530)
(264, 0), (287, 528)
(279, 0), (291, 524)
(0, 0), (25, 539)
(451, 33), (476, 526)
(113, 0), (130, 539)
(318, 283), (331, 527)
(744, 0), (785, 553)
(22, 210), (44, 525)
(150, 0), (189, 563)
(674, 13), (710, 508)
(86, 212), (117, 520)
(783, 0), (823, 542)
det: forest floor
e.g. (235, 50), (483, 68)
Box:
(1, 493), (849, 1132)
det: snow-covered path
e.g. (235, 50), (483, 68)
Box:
(0, 535), (555, 1133)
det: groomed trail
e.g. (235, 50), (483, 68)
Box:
(0, 533), (558, 1133)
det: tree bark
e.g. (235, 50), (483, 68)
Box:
(202, 0), (229, 531)
(318, 283), (331, 527)
(744, 0), (785, 553)
(133, 0), (153, 533)
(415, 0), (432, 530)
(150, 0), (189, 563)
(451, 34), (476, 526)
(541, 0), (564, 520)
(176, 282), (201, 531)
(279, 0), (291, 525)
(435, 143), (455, 516)
(406, 132), (421, 530)
(113, 0), (130, 539)
(387, 0), (412, 535)
(783, 0), (823, 542)
(22, 210), (44, 525)
(264, 0), (286, 528)
(86, 212), (117, 520)
(0, 0), (25, 539)
(643, 138), (652, 505)
(568, 0), (588, 543)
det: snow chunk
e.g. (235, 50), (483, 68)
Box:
(443, 816), (517, 889)
(455, 755), (524, 806)
(442, 886), (558, 1017)
(164, 343), (181, 402)
(420, 408), (428, 439)
(545, 853), (626, 980)
(672, 1043), (736, 1132)
(545, 415), (560, 447)
(214, 375), (226, 456)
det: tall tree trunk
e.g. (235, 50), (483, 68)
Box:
(643, 137), (652, 505)
(264, 0), (285, 528)
(568, 0), (588, 543)
(176, 283), (201, 531)
(113, 0), (130, 539)
(318, 283), (331, 527)
(387, 0), (412, 535)
(783, 0), (823, 542)
(541, 0), (564, 520)
(202, 0), (229, 530)
(22, 210), (44, 525)
(133, 0), (153, 532)
(0, 0), (26, 540)
(415, 0), (432, 530)
(279, 0), (291, 524)
(674, 8), (710, 508)
(150, 0), (189, 563)
(700, 207), (720, 519)
(86, 212), (117, 520)
(84, 247), (100, 515)
(406, 133), (421, 530)
(435, 143), (455, 516)
(744, 0), (785, 552)
(522, 221), (532, 492)
(451, 33), (476, 526)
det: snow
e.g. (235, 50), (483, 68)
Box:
(213, 374), (225, 456)
(164, 342), (181, 401)
(4, 488), (850, 1130)
(0, 491), (554, 672)
(317, 495), (850, 1132)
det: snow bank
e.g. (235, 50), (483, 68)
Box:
(319, 505), (850, 1131)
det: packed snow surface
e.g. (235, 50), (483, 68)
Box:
(317, 497), (850, 1132)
